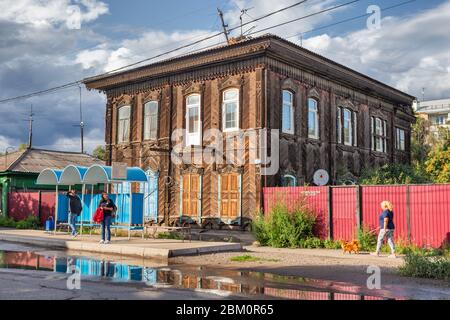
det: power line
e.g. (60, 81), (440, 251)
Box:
(247, 0), (361, 37)
(0, 0), (360, 103)
(0, 0), (312, 105)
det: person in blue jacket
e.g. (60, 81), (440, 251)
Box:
(372, 201), (396, 258)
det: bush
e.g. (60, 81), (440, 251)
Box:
(0, 216), (17, 228)
(0, 215), (40, 230)
(324, 239), (342, 249)
(357, 225), (378, 251)
(399, 252), (450, 280)
(300, 237), (324, 249)
(359, 163), (430, 185)
(15, 216), (40, 230)
(252, 203), (316, 248)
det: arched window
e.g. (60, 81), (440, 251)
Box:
(308, 98), (319, 139)
(282, 174), (297, 187)
(144, 101), (158, 140)
(117, 105), (131, 143)
(282, 90), (294, 134)
(186, 94), (201, 146)
(222, 89), (239, 132)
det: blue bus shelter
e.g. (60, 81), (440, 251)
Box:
(36, 164), (148, 239)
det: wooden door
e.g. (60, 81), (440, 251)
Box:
(182, 174), (199, 217)
(220, 173), (240, 219)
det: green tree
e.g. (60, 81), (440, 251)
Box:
(359, 163), (430, 185)
(93, 145), (106, 161)
(425, 147), (450, 183)
(411, 117), (432, 165)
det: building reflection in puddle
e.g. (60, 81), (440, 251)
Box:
(0, 250), (394, 300)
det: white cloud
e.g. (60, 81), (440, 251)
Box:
(0, 0), (108, 28)
(302, 1), (450, 100)
(45, 128), (104, 154)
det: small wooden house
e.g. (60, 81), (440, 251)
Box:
(84, 35), (415, 225)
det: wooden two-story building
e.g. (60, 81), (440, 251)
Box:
(84, 35), (415, 225)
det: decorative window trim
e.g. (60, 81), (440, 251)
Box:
(221, 88), (240, 132)
(308, 98), (319, 139)
(282, 89), (295, 135)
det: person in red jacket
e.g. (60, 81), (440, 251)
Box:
(98, 192), (116, 244)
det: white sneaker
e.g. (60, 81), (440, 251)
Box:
(99, 240), (104, 244)
(104, 240), (110, 244)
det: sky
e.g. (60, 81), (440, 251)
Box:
(0, 0), (449, 154)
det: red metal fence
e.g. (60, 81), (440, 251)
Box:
(7, 191), (56, 225)
(263, 185), (450, 248)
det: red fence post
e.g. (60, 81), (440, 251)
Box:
(356, 185), (362, 230)
(406, 185), (411, 244)
(327, 186), (333, 240)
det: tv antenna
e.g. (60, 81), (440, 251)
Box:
(217, 8), (229, 43)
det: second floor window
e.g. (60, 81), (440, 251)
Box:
(222, 89), (239, 132)
(282, 90), (294, 134)
(118, 105), (131, 144)
(144, 101), (158, 140)
(337, 107), (357, 146)
(186, 94), (201, 146)
(396, 127), (406, 151)
(372, 117), (388, 153)
(308, 98), (319, 139)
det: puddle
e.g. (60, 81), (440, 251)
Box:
(0, 242), (406, 300)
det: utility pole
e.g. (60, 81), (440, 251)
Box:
(217, 8), (229, 43)
(28, 104), (34, 149)
(73, 85), (85, 153)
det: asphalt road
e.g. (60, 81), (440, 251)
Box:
(0, 268), (237, 300)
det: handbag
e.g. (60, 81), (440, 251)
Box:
(93, 208), (104, 223)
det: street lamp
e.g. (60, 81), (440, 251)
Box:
(4, 147), (15, 170)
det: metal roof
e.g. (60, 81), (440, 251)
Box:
(0, 148), (104, 173)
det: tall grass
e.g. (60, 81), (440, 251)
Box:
(253, 201), (317, 248)
(399, 252), (450, 280)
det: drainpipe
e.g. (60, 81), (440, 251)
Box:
(108, 102), (113, 166)
(165, 85), (174, 226)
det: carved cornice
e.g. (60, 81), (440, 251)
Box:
(218, 75), (245, 91)
(142, 90), (162, 104)
(182, 82), (205, 96)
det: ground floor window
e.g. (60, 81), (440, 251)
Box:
(372, 117), (388, 153)
(180, 174), (201, 218)
(219, 173), (241, 219)
(282, 174), (297, 187)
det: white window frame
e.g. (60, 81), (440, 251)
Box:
(282, 90), (295, 135)
(186, 94), (201, 146)
(337, 107), (342, 144)
(117, 105), (131, 144)
(308, 98), (319, 139)
(343, 108), (353, 146)
(144, 101), (158, 140)
(222, 89), (239, 132)
(396, 128), (406, 151)
(372, 117), (388, 153)
(282, 174), (297, 187)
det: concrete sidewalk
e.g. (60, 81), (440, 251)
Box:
(0, 228), (242, 259)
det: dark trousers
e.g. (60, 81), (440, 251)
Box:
(101, 215), (112, 241)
